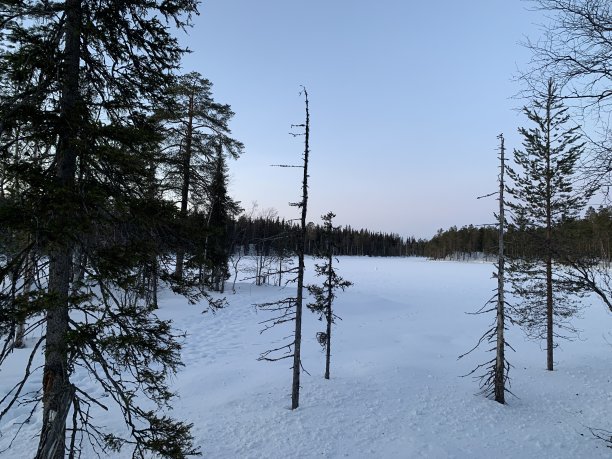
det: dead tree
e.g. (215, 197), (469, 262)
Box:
(494, 134), (509, 403)
(257, 87), (310, 410)
(290, 87), (309, 410)
(459, 134), (513, 404)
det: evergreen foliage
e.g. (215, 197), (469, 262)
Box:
(0, 0), (225, 456)
(158, 71), (243, 281)
(307, 212), (352, 380)
(201, 144), (240, 292)
(229, 215), (427, 260)
(422, 206), (612, 262)
(227, 206), (612, 265)
(525, 1), (612, 447)
(505, 78), (590, 371)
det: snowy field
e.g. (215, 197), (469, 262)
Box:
(2, 256), (612, 458)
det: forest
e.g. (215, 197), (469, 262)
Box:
(424, 205), (612, 261)
(3, 0), (612, 458)
(228, 203), (612, 262)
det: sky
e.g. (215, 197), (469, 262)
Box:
(177, 0), (547, 239)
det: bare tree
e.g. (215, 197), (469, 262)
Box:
(257, 87), (310, 410)
(290, 87), (310, 410)
(495, 134), (510, 403)
(523, 0), (612, 189)
(525, 0), (612, 106)
(459, 134), (513, 403)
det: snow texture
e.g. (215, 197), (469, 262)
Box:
(1, 257), (612, 458)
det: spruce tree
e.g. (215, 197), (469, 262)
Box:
(0, 1), (205, 457)
(202, 142), (242, 292)
(506, 78), (590, 371)
(307, 212), (352, 380)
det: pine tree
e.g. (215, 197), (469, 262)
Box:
(506, 78), (590, 371)
(160, 71), (243, 280)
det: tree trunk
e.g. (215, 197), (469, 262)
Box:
(545, 89), (554, 372)
(36, 382), (76, 459)
(545, 247), (554, 373)
(38, 0), (82, 455)
(325, 250), (332, 380)
(40, 251), (73, 459)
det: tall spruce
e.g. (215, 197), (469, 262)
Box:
(0, 0), (205, 457)
(203, 142), (241, 292)
(506, 78), (590, 371)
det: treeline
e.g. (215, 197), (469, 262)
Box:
(425, 205), (612, 261)
(226, 204), (612, 262)
(225, 215), (428, 258)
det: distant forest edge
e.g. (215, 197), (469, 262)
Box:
(229, 213), (424, 258)
(230, 205), (612, 260)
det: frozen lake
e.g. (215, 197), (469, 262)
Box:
(2, 256), (612, 458)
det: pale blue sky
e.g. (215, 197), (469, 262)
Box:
(179, 1), (544, 238)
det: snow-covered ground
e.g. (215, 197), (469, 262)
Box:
(2, 256), (612, 458)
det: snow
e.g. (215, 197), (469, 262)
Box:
(2, 256), (612, 458)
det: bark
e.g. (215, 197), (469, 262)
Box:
(37, 0), (82, 456)
(40, 251), (73, 459)
(36, 383), (76, 459)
